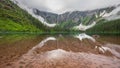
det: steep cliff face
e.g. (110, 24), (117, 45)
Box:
(33, 6), (115, 24)
(33, 5), (120, 33)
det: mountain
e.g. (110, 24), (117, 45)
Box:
(0, 0), (46, 32)
(33, 5), (120, 31)
(86, 5), (120, 35)
(33, 9), (58, 24)
(0, 0), (120, 34)
(33, 7), (115, 24)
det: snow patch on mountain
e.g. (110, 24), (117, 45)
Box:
(103, 6), (120, 20)
(74, 21), (96, 31)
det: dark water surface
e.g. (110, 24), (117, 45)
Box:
(0, 34), (120, 68)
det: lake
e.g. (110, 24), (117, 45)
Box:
(0, 34), (120, 68)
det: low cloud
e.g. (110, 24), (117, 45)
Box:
(16, 0), (120, 14)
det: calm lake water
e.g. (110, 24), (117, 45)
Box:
(0, 34), (120, 68)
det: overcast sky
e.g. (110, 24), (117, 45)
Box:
(16, 0), (120, 14)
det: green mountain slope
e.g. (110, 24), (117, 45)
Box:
(0, 0), (46, 32)
(87, 19), (120, 35)
(0, 0), (120, 34)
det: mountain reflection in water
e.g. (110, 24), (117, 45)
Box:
(0, 34), (120, 68)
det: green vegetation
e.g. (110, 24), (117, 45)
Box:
(54, 20), (79, 30)
(0, 18), (40, 32)
(81, 16), (93, 25)
(86, 19), (120, 35)
(0, 0), (46, 32)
